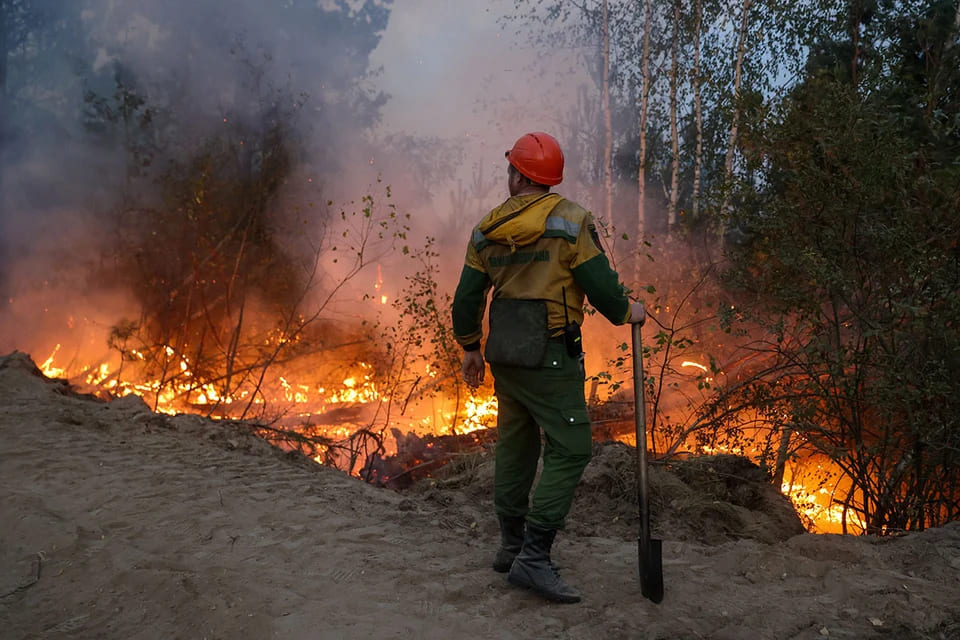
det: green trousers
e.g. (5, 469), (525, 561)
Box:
(489, 341), (592, 530)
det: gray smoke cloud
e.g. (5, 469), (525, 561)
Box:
(0, 0), (395, 353)
(0, 0), (599, 360)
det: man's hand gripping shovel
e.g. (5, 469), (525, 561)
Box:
(630, 304), (664, 603)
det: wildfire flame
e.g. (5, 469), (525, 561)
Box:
(39, 343), (385, 416)
(38, 340), (496, 459)
(375, 265), (387, 305)
(37, 346), (849, 532)
(40, 344), (66, 378)
(638, 359), (858, 533)
(458, 394), (498, 434)
(681, 360), (708, 372)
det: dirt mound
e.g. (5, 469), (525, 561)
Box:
(659, 452), (805, 543)
(412, 441), (804, 546)
(0, 350), (76, 394)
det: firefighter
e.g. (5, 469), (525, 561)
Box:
(451, 131), (645, 604)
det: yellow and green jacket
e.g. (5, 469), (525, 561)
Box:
(452, 192), (633, 350)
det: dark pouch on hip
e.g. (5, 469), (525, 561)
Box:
(484, 298), (548, 368)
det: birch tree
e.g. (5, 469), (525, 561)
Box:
(720, 0), (753, 217)
(667, 0), (682, 227)
(0, 1), (14, 197)
(636, 0), (654, 249)
(690, 0), (705, 220)
(601, 0), (614, 226)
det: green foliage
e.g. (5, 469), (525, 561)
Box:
(720, 6), (960, 532)
(83, 72), (409, 419)
(380, 236), (478, 434)
(119, 118), (301, 323)
(82, 67), (158, 177)
(588, 243), (727, 459)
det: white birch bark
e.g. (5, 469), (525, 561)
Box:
(691, 0), (704, 220)
(636, 0), (653, 262)
(668, 0), (681, 228)
(602, 0), (613, 226)
(720, 0), (753, 216)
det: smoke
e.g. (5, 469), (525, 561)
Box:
(0, 0), (629, 368)
(0, 0), (398, 355)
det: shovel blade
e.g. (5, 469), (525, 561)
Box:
(638, 537), (664, 603)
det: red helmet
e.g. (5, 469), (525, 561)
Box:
(505, 132), (564, 186)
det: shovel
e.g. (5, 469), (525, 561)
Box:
(632, 321), (664, 603)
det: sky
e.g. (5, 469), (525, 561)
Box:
(370, 0), (592, 176)
(371, 0), (515, 137)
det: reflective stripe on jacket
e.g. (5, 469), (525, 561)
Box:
(452, 193), (631, 348)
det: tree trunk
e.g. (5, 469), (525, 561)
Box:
(772, 423), (793, 488)
(0, 2), (9, 236)
(720, 0), (752, 217)
(601, 0), (613, 227)
(691, 0), (704, 220)
(849, 0), (862, 86)
(636, 0), (653, 279)
(668, 0), (681, 228)
(0, 6), (7, 104)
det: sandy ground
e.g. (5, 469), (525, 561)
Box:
(2, 351), (959, 640)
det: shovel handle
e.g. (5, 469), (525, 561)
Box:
(633, 321), (665, 603)
(631, 323), (651, 547)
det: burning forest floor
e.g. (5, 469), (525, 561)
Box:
(2, 351), (959, 640)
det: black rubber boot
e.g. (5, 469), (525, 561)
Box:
(493, 515), (525, 573)
(507, 523), (581, 603)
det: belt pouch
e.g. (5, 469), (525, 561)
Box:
(484, 298), (548, 368)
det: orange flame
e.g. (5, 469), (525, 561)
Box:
(38, 343), (849, 532)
